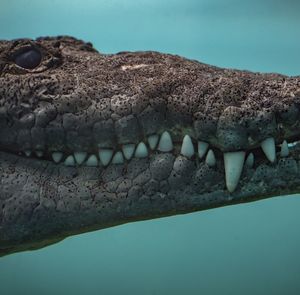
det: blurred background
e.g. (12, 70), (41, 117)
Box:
(0, 0), (300, 294)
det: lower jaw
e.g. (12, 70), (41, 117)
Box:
(1, 149), (300, 257)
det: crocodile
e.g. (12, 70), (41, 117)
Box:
(0, 36), (299, 257)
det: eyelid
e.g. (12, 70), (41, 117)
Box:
(11, 44), (36, 58)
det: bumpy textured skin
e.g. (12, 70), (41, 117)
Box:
(0, 36), (300, 256)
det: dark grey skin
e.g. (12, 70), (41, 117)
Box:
(0, 36), (300, 257)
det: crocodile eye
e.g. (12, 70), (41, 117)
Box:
(14, 48), (42, 69)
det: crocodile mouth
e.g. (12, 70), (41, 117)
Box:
(2, 129), (300, 193)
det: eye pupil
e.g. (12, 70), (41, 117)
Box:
(14, 48), (42, 69)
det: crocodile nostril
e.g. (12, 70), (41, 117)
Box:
(14, 47), (42, 69)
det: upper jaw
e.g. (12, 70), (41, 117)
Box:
(1, 39), (300, 156)
(1, 91), (300, 209)
(1, 86), (300, 196)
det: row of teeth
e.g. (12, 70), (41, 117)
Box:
(22, 131), (293, 193)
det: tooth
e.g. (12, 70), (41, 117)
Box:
(135, 142), (148, 158)
(157, 131), (173, 152)
(35, 151), (44, 157)
(205, 149), (216, 167)
(261, 137), (276, 163)
(52, 152), (63, 163)
(112, 151), (124, 164)
(74, 152), (87, 165)
(288, 141), (298, 148)
(24, 150), (32, 157)
(280, 140), (289, 157)
(148, 134), (159, 150)
(180, 135), (194, 158)
(198, 141), (209, 158)
(85, 154), (98, 167)
(245, 152), (254, 168)
(224, 151), (245, 193)
(122, 144), (135, 160)
(98, 149), (113, 166)
(64, 155), (76, 166)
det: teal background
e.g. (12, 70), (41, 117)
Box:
(0, 0), (300, 294)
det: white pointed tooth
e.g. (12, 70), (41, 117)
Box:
(205, 149), (216, 167)
(134, 142), (148, 158)
(98, 149), (113, 166)
(85, 155), (98, 167)
(157, 131), (173, 152)
(245, 152), (254, 168)
(122, 144), (135, 160)
(64, 155), (75, 166)
(35, 150), (44, 157)
(180, 135), (194, 158)
(52, 152), (63, 163)
(198, 141), (209, 158)
(112, 151), (124, 164)
(148, 134), (159, 150)
(261, 137), (276, 163)
(24, 150), (32, 157)
(224, 151), (245, 193)
(280, 140), (289, 157)
(288, 141), (298, 148)
(74, 152), (87, 165)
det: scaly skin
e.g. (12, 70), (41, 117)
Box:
(0, 36), (300, 256)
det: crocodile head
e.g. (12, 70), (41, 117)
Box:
(0, 36), (300, 256)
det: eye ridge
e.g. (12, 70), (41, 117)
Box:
(14, 47), (42, 70)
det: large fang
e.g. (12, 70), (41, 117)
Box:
(99, 149), (113, 166)
(157, 131), (173, 152)
(261, 137), (276, 163)
(224, 151), (245, 193)
(180, 135), (194, 158)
